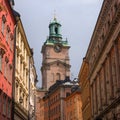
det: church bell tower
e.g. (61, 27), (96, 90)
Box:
(41, 17), (71, 90)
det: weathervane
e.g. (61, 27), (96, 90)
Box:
(54, 9), (57, 21)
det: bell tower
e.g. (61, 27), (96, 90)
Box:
(41, 17), (71, 90)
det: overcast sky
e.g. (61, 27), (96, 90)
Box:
(14, 0), (103, 87)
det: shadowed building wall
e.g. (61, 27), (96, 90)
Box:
(85, 0), (120, 119)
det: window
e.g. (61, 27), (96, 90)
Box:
(56, 73), (61, 80)
(55, 27), (58, 34)
(52, 73), (54, 82)
(0, 48), (5, 72)
(3, 95), (6, 115)
(6, 26), (10, 42)
(1, 16), (6, 34)
(66, 92), (70, 97)
(7, 100), (11, 118)
(10, 33), (13, 51)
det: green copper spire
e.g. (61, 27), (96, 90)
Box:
(49, 17), (62, 39)
(44, 16), (69, 47)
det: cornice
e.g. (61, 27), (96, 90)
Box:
(16, 19), (31, 56)
(42, 60), (71, 69)
(86, 0), (113, 59)
(88, 4), (120, 81)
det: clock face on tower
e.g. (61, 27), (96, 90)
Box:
(54, 44), (62, 53)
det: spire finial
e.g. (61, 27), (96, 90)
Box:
(54, 10), (57, 21)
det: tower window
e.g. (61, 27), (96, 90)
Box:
(66, 92), (70, 97)
(56, 73), (61, 80)
(55, 27), (58, 34)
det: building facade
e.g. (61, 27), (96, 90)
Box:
(39, 98), (44, 120)
(64, 86), (83, 120)
(35, 89), (46, 120)
(85, 0), (120, 119)
(29, 53), (37, 120)
(43, 77), (78, 120)
(35, 17), (71, 120)
(41, 17), (71, 90)
(14, 14), (33, 119)
(78, 58), (91, 120)
(0, 0), (15, 119)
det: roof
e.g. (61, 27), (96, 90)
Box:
(44, 38), (69, 47)
(49, 17), (61, 27)
(43, 76), (79, 97)
(71, 85), (80, 93)
(13, 9), (20, 18)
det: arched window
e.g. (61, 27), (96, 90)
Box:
(56, 73), (61, 80)
(55, 27), (58, 34)
(51, 73), (54, 82)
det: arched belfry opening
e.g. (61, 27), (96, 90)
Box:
(56, 73), (61, 80)
(55, 26), (58, 34)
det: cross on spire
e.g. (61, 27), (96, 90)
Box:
(54, 10), (57, 21)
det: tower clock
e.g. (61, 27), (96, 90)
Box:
(41, 17), (71, 90)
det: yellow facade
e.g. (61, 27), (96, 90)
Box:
(14, 17), (32, 119)
(29, 56), (37, 119)
(78, 58), (91, 120)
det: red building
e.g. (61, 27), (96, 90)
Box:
(0, 0), (15, 119)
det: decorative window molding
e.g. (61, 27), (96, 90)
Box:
(6, 25), (10, 42)
(1, 15), (6, 34)
(10, 33), (14, 40)
(0, 48), (5, 57)
(2, 15), (6, 22)
(7, 25), (10, 32)
(5, 56), (9, 63)
(56, 73), (61, 80)
(9, 64), (12, 69)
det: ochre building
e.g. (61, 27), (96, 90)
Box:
(43, 77), (78, 120)
(85, 0), (120, 119)
(78, 58), (91, 120)
(14, 13), (35, 120)
(35, 17), (71, 120)
(64, 86), (83, 120)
